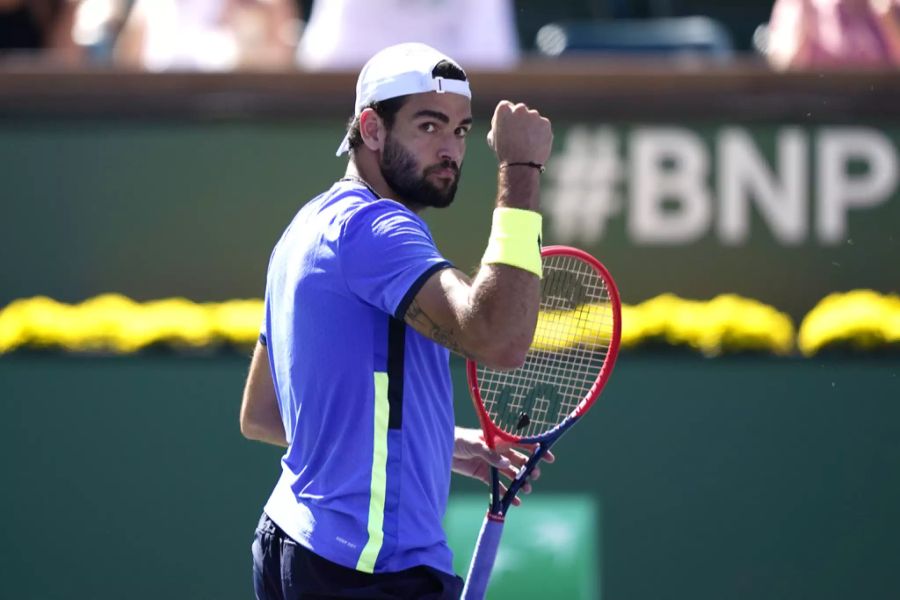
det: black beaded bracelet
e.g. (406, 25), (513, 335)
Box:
(499, 161), (546, 174)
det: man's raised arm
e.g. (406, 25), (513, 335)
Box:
(404, 100), (553, 369)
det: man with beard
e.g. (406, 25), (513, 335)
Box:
(240, 42), (553, 599)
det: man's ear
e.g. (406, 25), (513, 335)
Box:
(359, 108), (386, 152)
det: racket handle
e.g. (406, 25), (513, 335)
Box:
(462, 513), (505, 600)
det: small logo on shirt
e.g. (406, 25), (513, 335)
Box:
(336, 536), (357, 549)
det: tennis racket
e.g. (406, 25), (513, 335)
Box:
(461, 245), (621, 600)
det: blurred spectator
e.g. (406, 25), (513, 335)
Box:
(113, 0), (299, 71)
(0, 0), (82, 64)
(767, 0), (900, 69)
(295, 0), (519, 71)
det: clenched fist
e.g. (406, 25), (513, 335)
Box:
(487, 100), (553, 166)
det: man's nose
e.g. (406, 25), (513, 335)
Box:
(437, 135), (464, 165)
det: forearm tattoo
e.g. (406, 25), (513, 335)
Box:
(405, 299), (474, 359)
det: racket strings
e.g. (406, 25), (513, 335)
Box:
(479, 254), (614, 438)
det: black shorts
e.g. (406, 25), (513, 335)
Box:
(252, 513), (463, 600)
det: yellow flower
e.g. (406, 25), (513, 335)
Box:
(529, 293), (794, 355)
(622, 294), (794, 355)
(0, 295), (264, 354)
(798, 290), (900, 356)
(210, 299), (265, 345)
(5, 291), (898, 356)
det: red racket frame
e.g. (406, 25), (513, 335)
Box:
(465, 245), (622, 450)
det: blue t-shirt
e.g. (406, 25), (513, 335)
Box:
(260, 179), (456, 575)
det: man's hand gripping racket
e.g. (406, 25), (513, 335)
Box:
(462, 245), (622, 600)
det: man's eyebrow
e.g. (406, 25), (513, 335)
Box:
(412, 110), (474, 127)
(412, 110), (450, 123)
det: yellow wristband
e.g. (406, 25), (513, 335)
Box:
(481, 207), (543, 278)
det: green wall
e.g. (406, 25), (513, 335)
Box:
(3, 119), (898, 321)
(2, 354), (898, 599)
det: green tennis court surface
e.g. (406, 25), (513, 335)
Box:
(445, 495), (600, 599)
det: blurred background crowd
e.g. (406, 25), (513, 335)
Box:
(0, 0), (898, 72)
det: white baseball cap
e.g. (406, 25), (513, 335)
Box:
(336, 42), (472, 156)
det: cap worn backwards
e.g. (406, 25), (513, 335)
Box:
(336, 43), (472, 156)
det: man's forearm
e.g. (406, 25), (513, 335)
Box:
(242, 421), (288, 448)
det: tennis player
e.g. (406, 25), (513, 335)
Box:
(240, 42), (554, 599)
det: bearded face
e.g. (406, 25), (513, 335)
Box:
(379, 132), (461, 209)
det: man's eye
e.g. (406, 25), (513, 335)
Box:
(421, 123), (437, 133)
(456, 128), (470, 138)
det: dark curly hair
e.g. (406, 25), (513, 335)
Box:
(345, 60), (468, 153)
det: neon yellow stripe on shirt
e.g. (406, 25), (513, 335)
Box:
(356, 371), (390, 573)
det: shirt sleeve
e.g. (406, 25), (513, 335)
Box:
(340, 202), (453, 319)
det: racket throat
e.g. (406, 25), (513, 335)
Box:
(496, 441), (554, 515)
